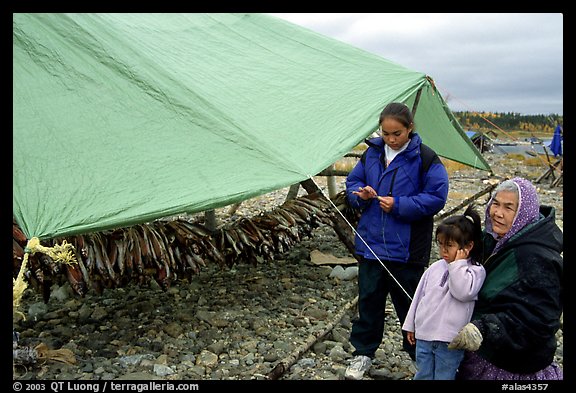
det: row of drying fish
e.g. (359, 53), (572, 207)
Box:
(13, 193), (346, 298)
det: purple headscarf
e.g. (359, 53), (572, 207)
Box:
(485, 177), (541, 254)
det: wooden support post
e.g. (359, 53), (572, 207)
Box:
(326, 164), (337, 199)
(551, 158), (563, 187)
(536, 167), (553, 184)
(204, 209), (217, 233)
(536, 158), (562, 184)
(284, 183), (300, 202)
(299, 179), (357, 257)
(551, 174), (563, 187)
(299, 178), (319, 195)
(317, 168), (350, 177)
(543, 146), (556, 182)
(411, 87), (423, 116)
(227, 202), (243, 216)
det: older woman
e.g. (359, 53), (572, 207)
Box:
(449, 177), (563, 380)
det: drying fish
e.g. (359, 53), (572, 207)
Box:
(12, 192), (341, 295)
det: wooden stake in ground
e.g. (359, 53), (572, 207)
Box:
(265, 295), (358, 380)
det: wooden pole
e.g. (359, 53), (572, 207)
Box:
(411, 87), (423, 116)
(326, 164), (337, 199)
(542, 146), (556, 182)
(266, 295), (359, 380)
(227, 202), (243, 216)
(535, 158), (562, 184)
(317, 168), (350, 177)
(284, 184), (300, 202)
(204, 209), (217, 232)
(299, 179), (357, 257)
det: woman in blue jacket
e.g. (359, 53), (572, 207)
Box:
(344, 102), (449, 380)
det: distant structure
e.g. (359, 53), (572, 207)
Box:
(465, 130), (496, 153)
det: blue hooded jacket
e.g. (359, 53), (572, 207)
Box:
(346, 133), (449, 265)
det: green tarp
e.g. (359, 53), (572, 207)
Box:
(13, 13), (490, 240)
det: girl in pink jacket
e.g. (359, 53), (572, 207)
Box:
(402, 204), (486, 380)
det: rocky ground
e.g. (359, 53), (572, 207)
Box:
(12, 152), (563, 381)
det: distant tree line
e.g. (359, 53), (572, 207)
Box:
(453, 111), (563, 134)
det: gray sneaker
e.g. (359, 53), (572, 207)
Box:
(345, 355), (372, 380)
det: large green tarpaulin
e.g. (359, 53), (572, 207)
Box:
(13, 13), (490, 240)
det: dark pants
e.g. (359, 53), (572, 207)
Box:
(350, 257), (424, 360)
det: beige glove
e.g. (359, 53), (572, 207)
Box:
(448, 322), (483, 351)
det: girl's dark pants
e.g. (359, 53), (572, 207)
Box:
(350, 257), (424, 361)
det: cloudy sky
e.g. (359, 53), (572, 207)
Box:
(268, 13), (563, 116)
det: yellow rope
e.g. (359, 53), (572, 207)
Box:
(13, 237), (78, 320)
(24, 237), (77, 266)
(13, 254), (29, 320)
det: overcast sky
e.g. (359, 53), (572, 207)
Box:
(269, 13), (563, 116)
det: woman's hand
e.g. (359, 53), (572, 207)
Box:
(377, 196), (394, 212)
(352, 186), (378, 201)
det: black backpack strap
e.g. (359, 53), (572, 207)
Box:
(419, 143), (441, 185)
(419, 143), (436, 173)
(360, 149), (368, 166)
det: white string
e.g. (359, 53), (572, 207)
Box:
(307, 176), (413, 302)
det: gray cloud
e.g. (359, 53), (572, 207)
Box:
(269, 13), (563, 115)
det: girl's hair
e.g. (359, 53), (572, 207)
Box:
(435, 204), (483, 262)
(379, 102), (414, 130)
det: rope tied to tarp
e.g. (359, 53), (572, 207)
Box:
(13, 237), (78, 319)
(23, 237), (77, 264)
